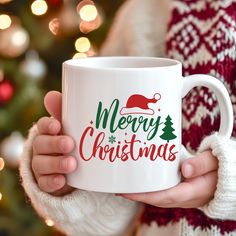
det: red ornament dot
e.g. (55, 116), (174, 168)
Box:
(0, 80), (14, 104)
(47, 0), (63, 8)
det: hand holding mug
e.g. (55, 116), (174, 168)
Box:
(119, 150), (218, 208)
(32, 91), (218, 208)
(62, 57), (233, 193)
(32, 91), (76, 196)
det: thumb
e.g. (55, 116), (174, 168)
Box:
(181, 151), (218, 178)
(44, 91), (62, 121)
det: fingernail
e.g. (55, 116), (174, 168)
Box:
(60, 138), (70, 152)
(61, 158), (69, 171)
(49, 121), (57, 133)
(184, 164), (194, 177)
(53, 176), (62, 185)
(62, 157), (77, 172)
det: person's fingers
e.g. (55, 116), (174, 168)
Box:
(33, 135), (75, 155)
(44, 91), (62, 121)
(37, 117), (61, 135)
(120, 171), (217, 208)
(32, 155), (77, 176)
(38, 174), (66, 193)
(53, 185), (75, 196)
(181, 151), (218, 178)
(119, 181), (195, 207)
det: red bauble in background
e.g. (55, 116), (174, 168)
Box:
(46, 0), (63, 9)
(0, 79), (14, 104)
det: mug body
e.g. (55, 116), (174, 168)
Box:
(62, 57), (183, 193)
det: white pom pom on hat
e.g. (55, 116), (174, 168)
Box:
(154, 93), (161, 101)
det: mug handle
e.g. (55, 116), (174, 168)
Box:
(180, 74), (234, 159)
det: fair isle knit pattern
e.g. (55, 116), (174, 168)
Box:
(167, 0), (236, 151)
(142, 0), (236, 234)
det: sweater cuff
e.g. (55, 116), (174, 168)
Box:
(19, 125), (139, 236)
(198, 133), (236, 220)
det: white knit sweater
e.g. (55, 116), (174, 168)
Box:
(20, 0), (236, 235)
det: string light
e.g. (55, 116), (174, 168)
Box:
(45, 218), (54, 227)
(75, 37), (91, 53)
(48, 18), (60, 35)
(72, 52), (87, 59)
(11, 28), (29, 47)
(0, 24), (30, 57)
(0, 14), (12, 30)
(31, 0), (48, 16)
(79, 16), (102, 34)
(0, 157), (5, 171)
(79, 4), (98, 22)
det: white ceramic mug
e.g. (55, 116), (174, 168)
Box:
(62, 57), (233, 193)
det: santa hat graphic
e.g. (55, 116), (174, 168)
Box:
(120, 93), (161, 115)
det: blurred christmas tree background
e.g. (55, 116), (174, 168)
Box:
(0, 0), (124, 235)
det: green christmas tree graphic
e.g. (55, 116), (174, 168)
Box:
(160, 115), (177, 142)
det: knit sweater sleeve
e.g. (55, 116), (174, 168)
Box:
(197, 134), (236, 220)
(19, 126), (139, 236)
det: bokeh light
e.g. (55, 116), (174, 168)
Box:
(45, 218), (54, 227)
(0, 157), (5, 171)
(11, 28), (29, 47)
(75, 37), (91, 53)
(79, 4), (98, 22)
(72, 52), (87, 59)
(0, 14), (12, 30)
(0, 24), (30, 57)
(48, 18), (60, 35)
(31, 0), (48, 16)
(79, 15), (102, 34)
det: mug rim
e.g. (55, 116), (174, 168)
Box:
(63, 56), (181, 71)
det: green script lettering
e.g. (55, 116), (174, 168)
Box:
(95, 99), (162, 140)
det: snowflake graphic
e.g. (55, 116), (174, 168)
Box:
(108, 135), (116, 144)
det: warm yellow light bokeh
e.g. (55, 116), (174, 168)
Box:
(75, 37), (91, 53)
(48, 18), (60, 35)
(0, 192), (2, 201)
(11, 29), (28, 47)
(0, 157), (5, 171)
(73, 52), (87, 59)
(45, 218), (54, 227)
(0, 14), (12, 30)
(31, 0), (48, 16)
(79, 4), (98, 22)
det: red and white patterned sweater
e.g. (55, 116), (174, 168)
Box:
(20, 0), (236, 236)
(140, 1), (236, 235)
